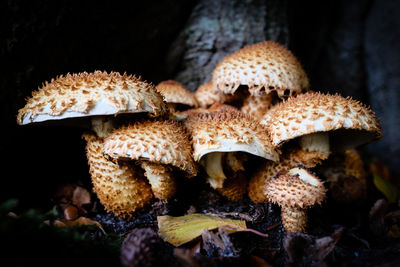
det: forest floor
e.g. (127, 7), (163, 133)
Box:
(1, 158), (400, 267)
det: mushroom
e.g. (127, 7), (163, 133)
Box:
(83, 133), (153, 219)
(17, 71), (167, 138)
(103, 120), (197, 201)
(212, 41), (309, 98)
(249, 146), (325, 203)
(249, 92), (381, 203)
(155, 80), (198, 112)
(184, 107), (279, 200)
(17, 71), (167, 217)
(265, 166), (326, 232)
(240, 93), (275, 120)
(194, 81), (241, 108)
(261, 92), (382, 158)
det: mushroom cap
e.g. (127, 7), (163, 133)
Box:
(82, 132), (153, 219)
(17, 71), (166, 125)
(194, 81), (239, 108)
(240, 93), (275, 120)
(155, 80), (198, 107)
(184, 108), (279, 162)
(261, 92), (382, 150)
(212, 41), (309, 97)
(248, 146), (326, 203)
(103, 120), (197, 177)
(265, 167), (326, 209)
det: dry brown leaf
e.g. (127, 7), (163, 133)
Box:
(72, 186), (91, 206)
(47, 217), (106, 234)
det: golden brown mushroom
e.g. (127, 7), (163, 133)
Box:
(212, 41), (309, 98)
(17, 71), (166, 138)
(17, 71), (167, 219)
(103, 120), (197, 201)
(184, 108), (279, 200)
(261, 92), (382, 157)
(83, 133), (153, 219)
(249, 92), (381, 203)
(194, 81), (240, 108)
(155, 80), (198, 112)
(265, 166), (326, 232)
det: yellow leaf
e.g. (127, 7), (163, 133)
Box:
(157, 214), (247, 246)
(373, 174), (399, 203)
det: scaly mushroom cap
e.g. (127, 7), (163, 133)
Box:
(17, 71), (166, 125)
(82, 133), (153, 219)
(241, 93), (275, 120)
(261, 92), (382, 150)
(265, 167), (326, 209)
(184, 108), (279, 162)
(194, 81), (239, 108)
(103, 120), (197, 177)
(248, 147), (326, 203)
(212, 41), (309, 97)
(155, 80), (198, 107)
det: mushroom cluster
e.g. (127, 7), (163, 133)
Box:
(190, 40), (381, 232)
(17, 41), (382, 232)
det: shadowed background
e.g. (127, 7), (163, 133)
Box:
(1, 0), (399, 208)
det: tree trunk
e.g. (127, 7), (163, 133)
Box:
(166, 0), (288, 91)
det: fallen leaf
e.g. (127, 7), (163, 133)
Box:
(373, 174), (399, 203)
(157, 213), (247, 246)
(72, 186), (91, 206)
(48, 217), (106, 234)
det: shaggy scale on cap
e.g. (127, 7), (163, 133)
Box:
(194, 81), (239, 108)
(261, 92), (382, 150)
(82, 133), (153, 219)
(156, 80), (198, 108)
(212, 41), (309, 97)
(103, 120), (197, 177)
(265, 167), (326, 232)
(184, 108), (279, 162)
(17, 71), (166, 125)
(248, 147), (326, 203)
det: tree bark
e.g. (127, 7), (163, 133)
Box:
(166, 0), (288, 91)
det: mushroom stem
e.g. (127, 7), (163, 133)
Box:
(226, 152), (245, 172)
(217, 172), (247, 201)
(200, 152), (227, 189)
(91, 116), (115, 138)
(280, 206), (307, 232)
(141, 161), (176, 200)
(299, 132), (330, 155)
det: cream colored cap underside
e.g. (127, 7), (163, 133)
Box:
(17, 71), (166, 125)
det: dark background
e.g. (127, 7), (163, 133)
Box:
(1, 0), (399, 209)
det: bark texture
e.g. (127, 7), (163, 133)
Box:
(166, 0), (288, 91)
(364, 0), (400, 177)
